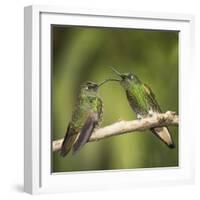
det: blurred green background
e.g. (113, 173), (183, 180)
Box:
(52, 26), (179, 172)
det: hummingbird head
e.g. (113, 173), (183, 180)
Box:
(111, 67), (141, 88)
(82, 81), (99, 93)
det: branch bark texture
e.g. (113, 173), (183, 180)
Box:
(52, 111), (178, 152)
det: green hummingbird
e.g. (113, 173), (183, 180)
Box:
(60, 80), (112, 157)
(111, 67), (175, 148)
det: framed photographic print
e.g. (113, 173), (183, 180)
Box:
(24, 5), (195, 194)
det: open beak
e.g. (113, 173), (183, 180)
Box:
(110, 67), (125, 79)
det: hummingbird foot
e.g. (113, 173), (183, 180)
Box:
(137, 114), (143, 120)
(148, 109), (154, 117)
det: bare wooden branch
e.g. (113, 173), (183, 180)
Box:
(52, 111), (178, 152)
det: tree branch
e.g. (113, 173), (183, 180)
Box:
(52, 111), (178, 152)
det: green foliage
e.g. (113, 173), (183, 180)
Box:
(52, 26), (178, 172)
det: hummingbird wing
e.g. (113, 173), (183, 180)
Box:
(143, 83), (161, 112)
(60, 123), (78, 157)
(143, 84), (175, 148)
(72, 112), (98, 154)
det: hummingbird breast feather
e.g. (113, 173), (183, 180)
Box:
(126, 90), (148, 116)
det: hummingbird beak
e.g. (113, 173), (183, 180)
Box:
(98, 78), (120, 87)
(110, 67), (125, 79)
(110, 67), (122, 76)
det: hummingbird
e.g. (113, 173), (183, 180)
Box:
(111, 67), (175, 148)
(60, 79), (113, 157)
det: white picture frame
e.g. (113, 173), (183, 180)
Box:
(24, 5), (195, 194)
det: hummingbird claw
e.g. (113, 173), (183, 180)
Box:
(137, 114), (142, 120)
(148, 109), (154, 117)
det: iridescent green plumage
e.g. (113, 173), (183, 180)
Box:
(111, 67), (175, 148)
(60, 81), (103, 157)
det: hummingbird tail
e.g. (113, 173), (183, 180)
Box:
(151, 127), (175, 149)
(60, 124), (78, 157)
(60, 134), (78, 157)
(60, 145), (71, 157)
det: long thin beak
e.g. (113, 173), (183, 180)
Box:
(110, 66), (122, 77)
(98, 78), (120, 87)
